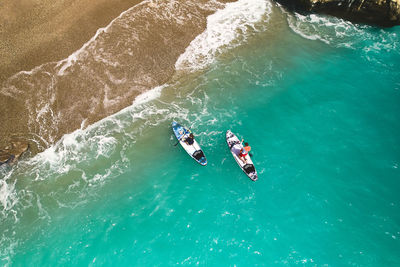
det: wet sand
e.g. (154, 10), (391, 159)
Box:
(0, 0), (144, 83)
(0, 0), (234, 159)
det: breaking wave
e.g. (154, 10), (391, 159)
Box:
(285, 11), (400, 60)
(176, 0), (272, 71)
(0, 0), (275, 264)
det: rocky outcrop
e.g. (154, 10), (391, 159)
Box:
(276, 0), (400, 27)
(0, 141), (29, 166)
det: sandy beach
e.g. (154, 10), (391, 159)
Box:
(0, 0), (233, 158)
(0, 0), (143, 83)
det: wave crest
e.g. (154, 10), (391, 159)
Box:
(175, 0), (272, 71)
(286, 11), (400, 57)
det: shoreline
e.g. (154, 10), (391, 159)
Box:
(0, 0), (144, 84)
(0, 0), (235, 160)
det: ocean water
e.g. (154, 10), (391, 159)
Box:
(1, 0), (400, 265)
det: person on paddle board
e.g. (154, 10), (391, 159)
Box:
(238, 139), (251, 164)
(184, 133), (195, 145)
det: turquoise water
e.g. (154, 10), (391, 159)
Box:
(2, 2), (400, 266)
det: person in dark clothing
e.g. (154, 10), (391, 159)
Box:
(184, 133), (195, 145)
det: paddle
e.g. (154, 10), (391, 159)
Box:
(174, 138), (182, 146)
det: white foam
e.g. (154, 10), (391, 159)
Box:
(0, 234), (18, 267)
(56, 18), (110, 76)
(103, 84), (123, 109)
(55, 1), (151, 76)
(285, 10), (400, 57)
(91, 169), (112, 184)
(0, 85), (24, 99)
(0, 178), (17, 214)
(96, 136), (117, 158)
(286, 13), (334, 45)
(26, 82), (168, 174)
(175, 0), (271, 71)
(132, 84), (166, 106)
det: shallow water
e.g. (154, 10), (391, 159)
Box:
(1, 0), (400, 265)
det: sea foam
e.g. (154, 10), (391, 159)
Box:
(1, 1), (275, 261)
(175, 0), (272, 71)
(285, 10), (400, 56)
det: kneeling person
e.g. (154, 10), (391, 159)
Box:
(184, 133), (195, 145)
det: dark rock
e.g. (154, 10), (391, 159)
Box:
(276, 0), (400, 27)
(0, 153), (13, 166)
(0, 141), (29, 166)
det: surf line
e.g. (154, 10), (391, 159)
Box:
(11, 0), (270, 165)
(56, 0), (153, 76)
(176, 0), (271, 71)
